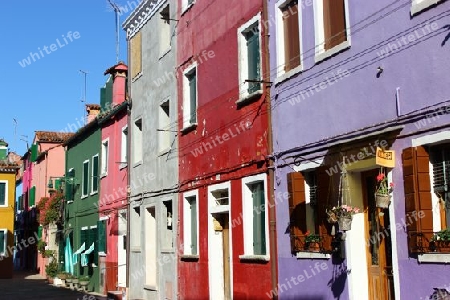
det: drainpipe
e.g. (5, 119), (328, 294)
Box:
(262, 0), (278, 299)
(125, 37), (132, 298)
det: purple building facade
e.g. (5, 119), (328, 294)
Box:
(269, 0), (450, 299)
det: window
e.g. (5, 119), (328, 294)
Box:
(66, 168), (75, 202)
(183, 191), (198, 255)
(238, 15), (262, 98)
(0, 181), (7, 207)
(29, 186), (36, 207)
(182, 0), (194, 13)
(402, 144), (450, 254)
(242, 175), (268, 256)
(276, 0), (301, 77)
(97, 219), (107, 254)
(159, 100), (171, 152)
(121, 126), (128, 168)
(80, 227), (98, 269)
(145, 206), (157, 286)
(182, 65), (197, 129)
(133, 119), (143, 164)
(411, 0), (444, 16)
(314, 0), (349, 61)
(0, 229), (6, 255)
(92, 154), (99, 194)
(287, 170), (332, 254)
(101, 140), (109, 176)
(82, 160), (89, 197)
(162, 200), (173, 250)
(159, 5), (171, 55)
(130, 31), (142, 79)
(131, 207), (141, 249)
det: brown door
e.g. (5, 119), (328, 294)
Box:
(362, 170), (395, 300)
(218, 213), (231, 300)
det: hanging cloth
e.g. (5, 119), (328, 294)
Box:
(72, 242), (85, 265)
(81, 243), (94, 267)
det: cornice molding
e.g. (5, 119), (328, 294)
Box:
(123, 0), (167, 39)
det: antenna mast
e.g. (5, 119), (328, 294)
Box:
(108, 0), (121, 63)
(79, 70), (88, 125)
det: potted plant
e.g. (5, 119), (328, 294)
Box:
(375, 172), (394, 208)
(71, 275), (79, 290)
(45, 260), (58, 284)
(430, 229), (450, 252)
(37, 240), (47, 257)
(327, 204), (360, 231)
(65, 273), (73, 288)
(79, 275), (90, 291)
(304, 231), (321, 252)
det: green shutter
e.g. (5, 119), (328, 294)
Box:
(100, 87), (106, 112)
(92, 228), (99, 265)
(92, 156), (99, 193)
(190, 198), (197, 255)
(97, 220), (106, 253)
(83, 162), (89, 196)
(55, 179), (61, 191)
(0, 148), (7, 160)
(189, 72), (197, 124)
(0, 231), (5, 254)
(18, 195), (23, 210)
(37, 226), (43, 239)
(0, 183), (5, 206)
(29, 186), (36, 207)
(246, 28), (261, 94)
(31, 144), (38, 162)
(80, 230), (87, 246)
(65, 180), (73, 201)
(252, 182), (266, 255)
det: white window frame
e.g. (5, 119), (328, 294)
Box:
(101, 139), (109, 177)
(67, 168), (74, 204)
(0, 180), (8, 208)
(411, 0), (443, 16)
(313, 0), (351, 63)
(181, 0), (195, 14)
(182, 63), (198, 130)
(239, 174), (270, 260)
(0, 229), (6, 256)
(91, 154), (99, 195)
(120, 126), (128, 169)
(237, 13), (263, 102)
(183, 189), (199, 256)
(275, 0), (304, 82)
(133, 118), (143, 166)
(81, 159), (89, 199)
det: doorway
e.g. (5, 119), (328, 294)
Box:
(361, 170), (395, 300)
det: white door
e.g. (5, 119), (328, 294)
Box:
(118, 212), (127, 287)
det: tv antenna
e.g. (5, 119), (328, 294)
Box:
(79, 70), (88, 125)
(20, 135), (29, 150)
(107, 0), (121, 63)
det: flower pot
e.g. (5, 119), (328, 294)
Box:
(47, 276), (54, 284)
(79, 281), (89, 286)
(375, 193), (391, 208)
(306, 242), (320, 252)
(326, 211), (338, 224)
(338, 216), (352, 231)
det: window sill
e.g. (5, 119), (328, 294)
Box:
(90, 191), (98, 196)
(98, 251), (107, 257)
(181, 2), (195, 16)
(81, 195), (88, 200)
(161, 249), (175, 254)
(101, 172), (107, 178)
(418, 253), (450, 263)
(133, 161), (143, 168)
(180, 254), (199, 261)
(296, 252), (331, 260)
(275, 64), (303, 85)
(130, 247), (141, 253)
(239, 254), (269, 262)
(67, 201), (74, 204)
(158, 148), (171, 156)
(132, 72), (143, 83)
(181, 123), (197, 134)
(411, 0), (442, 16)
(159, 48), (171, 60)
(315, 40), (351, 64)
(119, 163), (127, 170)
(144, 285), (158, 291)
(236, 90), (263, 107)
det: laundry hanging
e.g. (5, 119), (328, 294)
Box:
(81, 242), (94, 267)
(72, 242), (85, 265)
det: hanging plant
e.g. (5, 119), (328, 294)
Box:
(375, 170), (394, 208)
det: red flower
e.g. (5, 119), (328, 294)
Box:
(390, 182), (395, 188)
(305, 230), (310, 236)
(376, 173), (385, 182)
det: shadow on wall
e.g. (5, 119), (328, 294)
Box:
(328, 256), (348, 300)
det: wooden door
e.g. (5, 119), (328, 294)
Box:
(221, 214), (231, 300)
(362, 170), (395, 300)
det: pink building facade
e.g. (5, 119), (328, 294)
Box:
(98, 62), (128, 295)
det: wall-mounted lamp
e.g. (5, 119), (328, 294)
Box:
(376, 66), (384, 78)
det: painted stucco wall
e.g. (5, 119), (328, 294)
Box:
(124, 1), (179, 299)
(268, 0), (450, 299)
(0, 171), (16, 278)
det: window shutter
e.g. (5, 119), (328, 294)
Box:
(83, 162), (89, 196)
(282, 2), (300, 71)
(0, 231), (5, 253)
(65, 180), (74, 201)
(402, 147), (433, 253)
(130, 31), (142, 79)
(189, 72), (197, 124)
(55, 179), (61, 191)
(29, 186), (36, 207)
(97, 220), (106, 253)
(0, 183), (5, 206)
(93, 228), (98, 265)
(93, 156), (99, 192)
(18, 195), (23, 210)
(252, 182), (266, 255)
(316, 167), (333, 251)
(80, 230), (87, 249)
(287, 172), (307, 253)
(246, 29), (261, 94)
(323, 0), (347, 50)
(37, 226), (43, 240)
(31, 144), (38, 162)
(190, 199), (197, 254)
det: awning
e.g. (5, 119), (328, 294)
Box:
(72, 242), (85, 265)
(81, 243), (94, 267)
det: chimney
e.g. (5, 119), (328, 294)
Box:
(86, 104), (101, 123)
(104, 62), (128, 106)
(0, 140), (8, 160)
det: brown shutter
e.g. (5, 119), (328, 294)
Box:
(130, 31), (142, 79)
(316, 167), (332, 252)
(402, 147), (433, 253)
(287, 172), (306, 253)
(282, 2), (300, 72)
(323, 0), (347, 50)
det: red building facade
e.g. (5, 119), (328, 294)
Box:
(176, 0), (274, 299)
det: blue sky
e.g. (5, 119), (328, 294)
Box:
(0, 0), (134, 155)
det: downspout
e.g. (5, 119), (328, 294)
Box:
(262, 1), (278, 299)
(125, 37), (131, 297)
